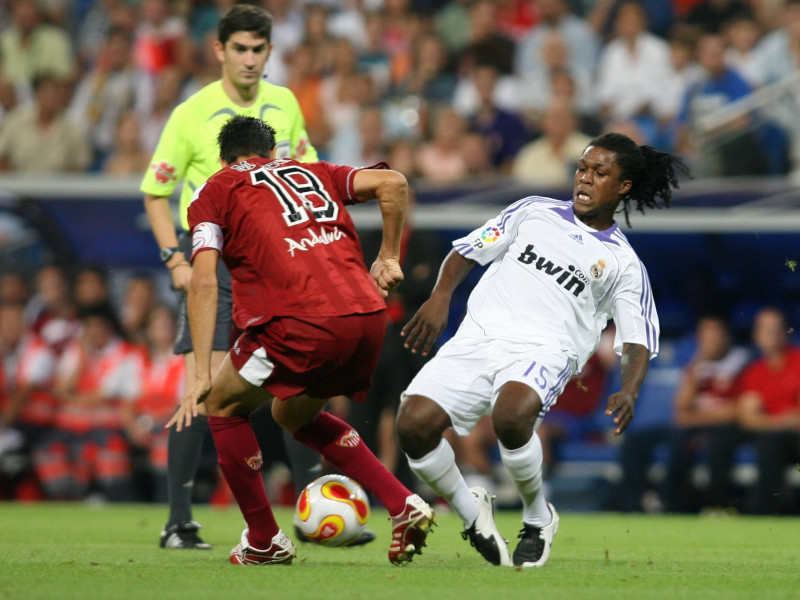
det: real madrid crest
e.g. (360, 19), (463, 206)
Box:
(590, 259), (606, 279)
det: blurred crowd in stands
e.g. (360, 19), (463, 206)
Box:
(0, 267), (185, 503)
(1, 0), (800, 180)
(0, 0), (799, 514)
(0, 256), (798, 514)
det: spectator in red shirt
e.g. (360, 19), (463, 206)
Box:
(0, 302), (56, 498)
(133, 0), (193, 77)
(27, 265), (80, 357)
(661, 316), (750, 512)
(0, 302), (58, 438)
(738, 307), (800, 514)
(124, 305), (184, 502)
(34, 303), (139, 501)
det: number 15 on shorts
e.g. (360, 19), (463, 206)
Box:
(523, 361), (548, 390)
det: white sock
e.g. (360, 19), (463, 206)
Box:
(499, 432), (551, 527)
(406, 439), (478, 527)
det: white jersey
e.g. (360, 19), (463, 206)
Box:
(452, 196), (659, 371)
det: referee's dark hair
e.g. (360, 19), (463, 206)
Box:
(218, 3), (272, 45)
(588, 132), (690, 226)
(218, 116), (277, 165)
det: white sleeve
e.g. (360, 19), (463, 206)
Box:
(104, 354), (141, 401)
(118, 356), (142, 401)
(56, 343), (81, 381)
(611, 259), (660, 359)
(191, 222), (223, 261)
(122, 352), (145, 402)
(18, 339), (55, 386)
(451, 197), (539, 266)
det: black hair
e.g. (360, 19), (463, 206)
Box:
(0, 268), (29, 285)
(78, 301), (126, 339)
(106, 25), (133, 44)
(75, 264), (108, 282)
(218, 3), (272, 46)
(218, 115), (277, 164)
(697, 313), (730, 328)
(617, 0), (648, 18)
(125, 271), (155, 288)
(588, 132), (690, 227)
(31, 72), (60, 92)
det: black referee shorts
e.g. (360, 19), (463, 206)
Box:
(173, 231), (235, 355)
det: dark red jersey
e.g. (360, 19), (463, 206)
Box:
(188, 158), (386, 329)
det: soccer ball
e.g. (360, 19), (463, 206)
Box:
(294, 474), (370, 547)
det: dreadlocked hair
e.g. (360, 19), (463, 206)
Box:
(589, 132), (690, 227)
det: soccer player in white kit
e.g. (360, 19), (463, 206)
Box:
(396, 133), (688, 567)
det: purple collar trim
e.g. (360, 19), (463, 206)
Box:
(548, 203), (619, 245)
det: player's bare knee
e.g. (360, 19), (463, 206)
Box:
(397, 427), (438, 459)
(492, 405), (537, 450)
(205, 391), (250, 419)
(396, 395), (449, 458)
(205, 401), (239, 418)
(395, 405), (429, 455)
(203, 392), (224, 416)
(270, 396), (319, 434)
(493, 382), (541, 448)
(270, 401), (292, 430)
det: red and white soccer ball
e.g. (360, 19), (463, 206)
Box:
(294, 474), (370, 547)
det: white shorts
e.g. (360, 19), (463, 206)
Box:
(401, 336), (575, 436)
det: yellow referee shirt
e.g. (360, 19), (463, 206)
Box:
(140, 79), (318, 231)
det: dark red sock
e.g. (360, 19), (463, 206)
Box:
(208, 415), (278, 548)
(293, 412), (410, 515)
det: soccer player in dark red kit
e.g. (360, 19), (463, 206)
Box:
(167, 115), (435, 566)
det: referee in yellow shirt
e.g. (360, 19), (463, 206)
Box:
(142, 4), (360, 550)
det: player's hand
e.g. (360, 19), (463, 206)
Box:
(169, 261), (192, 293)
(370, 257), (404, 297)
(605, 390), (636, 436)
(401, 293), (450, 356)
(167, 378), (212, 432)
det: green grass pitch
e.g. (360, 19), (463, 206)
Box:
(1, 503), (798, 600)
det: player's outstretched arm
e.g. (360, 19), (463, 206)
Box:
(353, 169), (408, 296)
(606, 342), (650, 435)
(167, 249), (219, 432)
(402, 249), (477, 356)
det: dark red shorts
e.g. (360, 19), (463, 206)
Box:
(229, 311), (387, 402)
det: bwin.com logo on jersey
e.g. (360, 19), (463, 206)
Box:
(481, 226), (501, 243)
